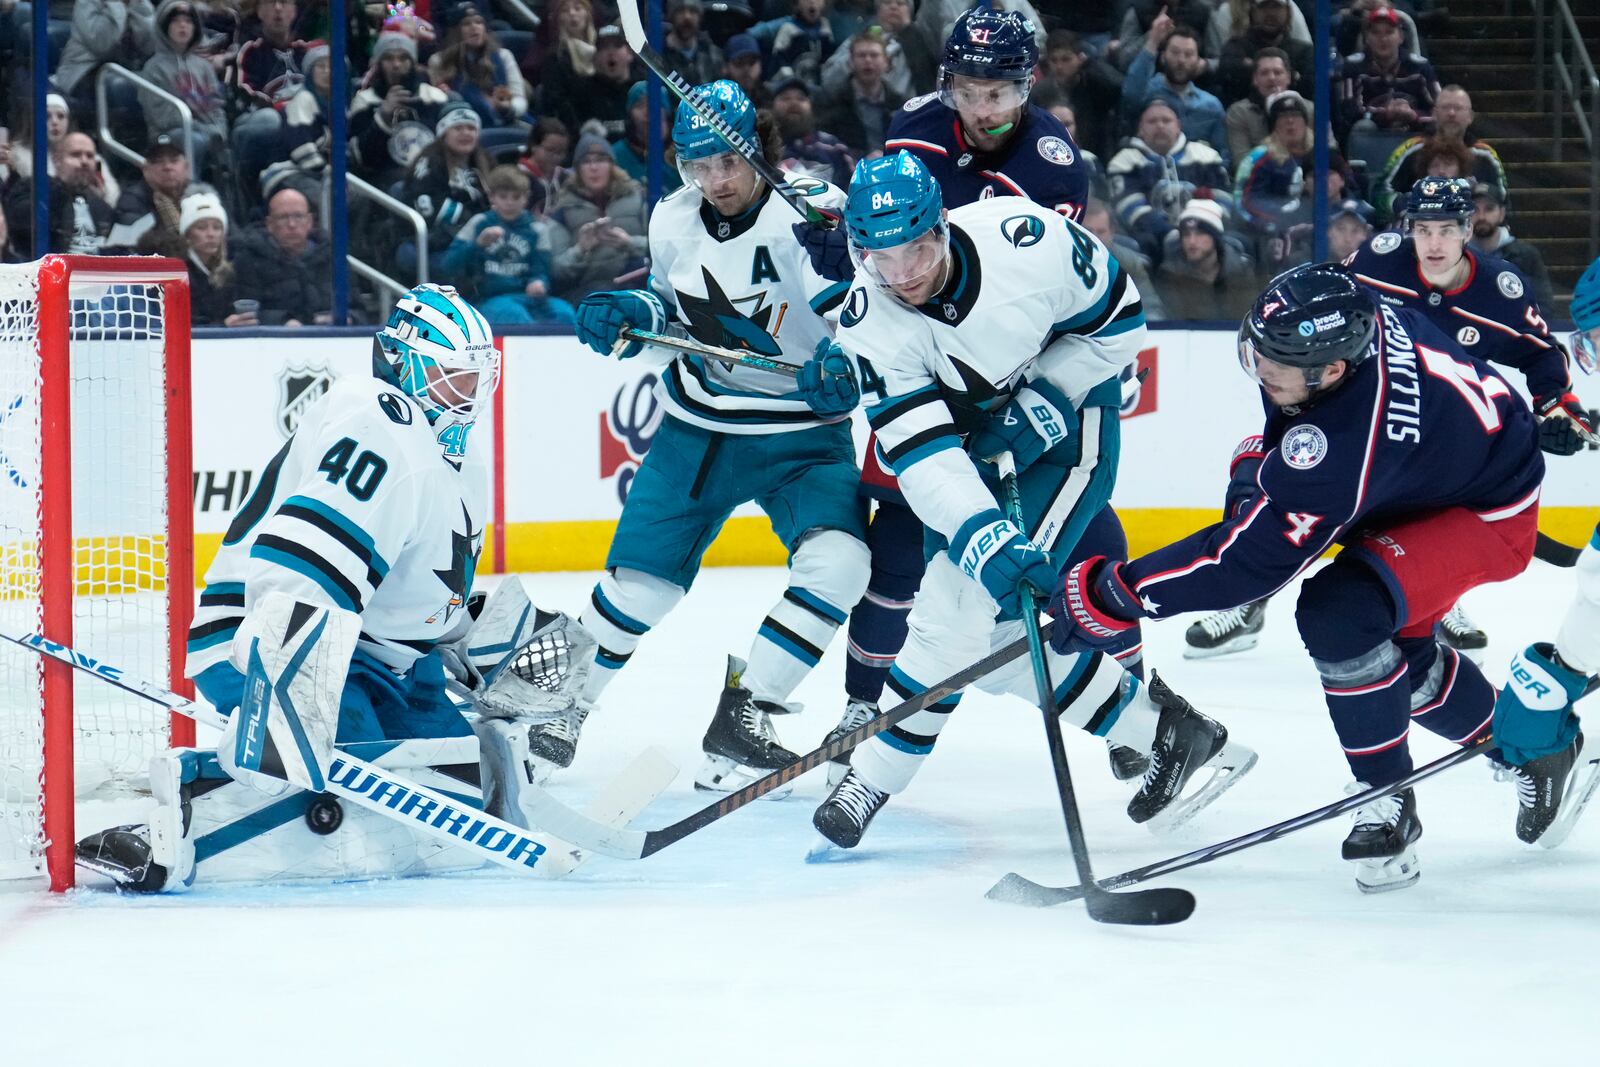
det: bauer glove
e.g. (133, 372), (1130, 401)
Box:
(965, 378), (1077, 472)
(1046, 555), (1144, 655)
(575, 289), (667, 359)
(797, 338), (860, 416)
(1494, 642), (1587, 767)
(949, 509), (1057, 620)
(1534, 392), (1599, 455)
(792, 221), (854, 282)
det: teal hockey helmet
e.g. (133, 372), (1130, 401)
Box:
(376, 283), (501, 435)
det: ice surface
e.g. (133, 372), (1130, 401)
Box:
(2, 562), (1596, 1064)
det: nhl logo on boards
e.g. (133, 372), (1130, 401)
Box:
(1036, 136), (1075, 166)
(278, 364), (333, 439)
(1372, 232), (1401, 254)
(1497, 271), (1525, 299)
(1457, 326), (1481, 346)
(1282, 424), (1328, 470)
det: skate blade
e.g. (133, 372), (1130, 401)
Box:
(804, 834), (855, 862)
(693, 754), (793, 800)
(1145, 740), (1259, 835)
(1355, 847), (1420, 893)
(1538, 755), (1600, 851)
(1181, 633), (1261, 660)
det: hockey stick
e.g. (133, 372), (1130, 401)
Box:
(497, 619), (1052, 858)
(997, 452), (1195, 925)
(616, 326), (803, 376)
(0, 628), (657, 880)
(989, 673), (1600, 905)
(617, 0), (838, 226)
(1535, 531), (1582, 568)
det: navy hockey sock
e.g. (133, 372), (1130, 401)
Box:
(1402, 638), (1496, 746)
(844, 501), (927, 704)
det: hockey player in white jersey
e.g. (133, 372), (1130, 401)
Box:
(74, 284), (569, 890)
(811, 151), (1255, 848)
(554, 80), (871, 793)
(1490, 255), (1600, 848)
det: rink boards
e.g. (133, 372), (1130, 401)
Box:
(188, 329), (1600, 582)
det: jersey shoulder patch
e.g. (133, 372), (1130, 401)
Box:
(840, 285), (870, 328)
(1036, 135), (1075, 166)
(903, 91), (939, 112)
(1371, 232), (1402, 254)
(999, 212), (1047, 248)
(1280, 424), (1328, 470)
(377, 391), (414, 425)
(1496, 269), (1524, 299)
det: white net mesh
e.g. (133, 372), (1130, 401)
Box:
(0, 263), (177, 882)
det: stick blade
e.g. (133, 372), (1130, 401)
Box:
(1085, 886), (1196, 926)
(984, 871), (1084, 907)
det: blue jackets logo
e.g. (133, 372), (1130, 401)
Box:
(1000, 214), (1045, 248)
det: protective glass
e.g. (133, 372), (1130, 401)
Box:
(678, 150), (753, 191)
(848, 221), (950, 291)
(1573, 328), (1599, 376)
(937, 72), (1030, 113)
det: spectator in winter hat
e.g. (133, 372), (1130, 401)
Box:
(664, 0), (723, 88)
(1157, 196), (1258, 319)
(139, 0), (227, 172)
(721, 34), (771, 108)
(1327, 197), (1374, 263)
(177, 192), (246, 326)
(109, 131), (215, 256)
(348, 31), (452, 189)
(612, 81), (683, 193)
(429, 1), (528, 127)
(397, 101), (493, 264)
(543, 132), (649, 304)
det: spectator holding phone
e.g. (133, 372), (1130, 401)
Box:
(349, 32), (452, 189)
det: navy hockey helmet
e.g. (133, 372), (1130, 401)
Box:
(672, 79), (757, 161)
(1239, 264), (1377, 392)
(938, 7), (1037, 116)
(1571, 255), (1600, 373)
(1403, 176), (1473, 228)
(844, 151), (949, 292)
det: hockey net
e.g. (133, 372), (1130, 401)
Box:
(0, 257), (193, 891)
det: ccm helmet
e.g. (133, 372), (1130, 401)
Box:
(937, 7), (1038, 119)
(1403, 176), (1474, 228)
(843, 151), (948, 293)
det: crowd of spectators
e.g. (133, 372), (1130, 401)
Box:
(0, 0), (1558, 326)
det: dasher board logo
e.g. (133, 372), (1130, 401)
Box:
(600, 373), (662, 504)
(278, 364), (333, 438)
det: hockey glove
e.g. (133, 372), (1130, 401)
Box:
(1534, 392), (1599, 455)
(949, 509), (1057, 620)
(1495, 642), (1587, 766)
(792, 221), (855, 282)
(797, 338), (859, 416)
(1225, 435), (1267, 519)
(1046, 555), (1144, 656)
(965, 378), (1078, 472)
(575, 289), (667, 359)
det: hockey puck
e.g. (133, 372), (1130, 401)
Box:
(305, 795), (344, 835)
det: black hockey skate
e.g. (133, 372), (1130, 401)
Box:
(1511, 732), (1586, 845)
(695, 655), (800, 794)
(1182, 600), (1267, 659)
(1437, 604), (1488, 660)
(75, 825), (169, 893)
(1342, 786), (1422, 893)
(824, 699), (880, 786)
(1127, 672), (1257, 830)
(526, 701), (591, 774)
(1107, 741), (1149, 782)
(813, 769), (890, 849)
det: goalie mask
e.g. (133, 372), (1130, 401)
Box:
(376, 284), (501, 456)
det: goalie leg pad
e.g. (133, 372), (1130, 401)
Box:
(221, 592), (361, 795)
(578, 568), (684, 704)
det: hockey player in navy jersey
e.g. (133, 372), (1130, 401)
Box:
(74, 284), (539, 890)
(557, 81), (872, 795)
(793, 7), (1132, 790)
(810, 151), (1254, 850)
(1491, 255), (1600, 849)
(1183, 176), (1596, 660)
(1048, 264), (1546, 892)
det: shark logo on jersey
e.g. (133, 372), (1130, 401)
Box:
(1497, 271), (1524, 299)
(1000, 214), (1046, 248)
(676, 267), (783, 356)
(1282, 424), (1328, 470)
(427, 502), (483, 625)
(840, 287), (869, 328)
(278, 364), (333, 438)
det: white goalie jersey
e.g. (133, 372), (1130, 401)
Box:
(836, 197), (1148, 542)
(186, 376), (489, 679)
(643, 174), (852, 434)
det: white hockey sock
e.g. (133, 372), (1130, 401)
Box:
(743, 585), (849, 705)
(979, 624), (1159, 754)
(850, 663), (965, 794)
(578, 568), (683, 705)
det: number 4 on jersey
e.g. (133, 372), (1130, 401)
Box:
(1417, 343), (1513, 432)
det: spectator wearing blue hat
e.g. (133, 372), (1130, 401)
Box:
(772, 74), (854, 187)
(1327, 197), (1375, 263)
(664, 0), (724, 87)
(612, 81), (684, 193)
(721, 33), (772, 107)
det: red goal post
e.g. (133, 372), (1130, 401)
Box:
(0, 256), (194, 891)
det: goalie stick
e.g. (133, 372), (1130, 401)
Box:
(988, 673), (1600, 906)
(617, 0), (839, 227)
(495, 618), (1052, 859)
(999, 451), (1195, 926)
(615, 326), (803, 376)
(2, 628), (668, 881)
